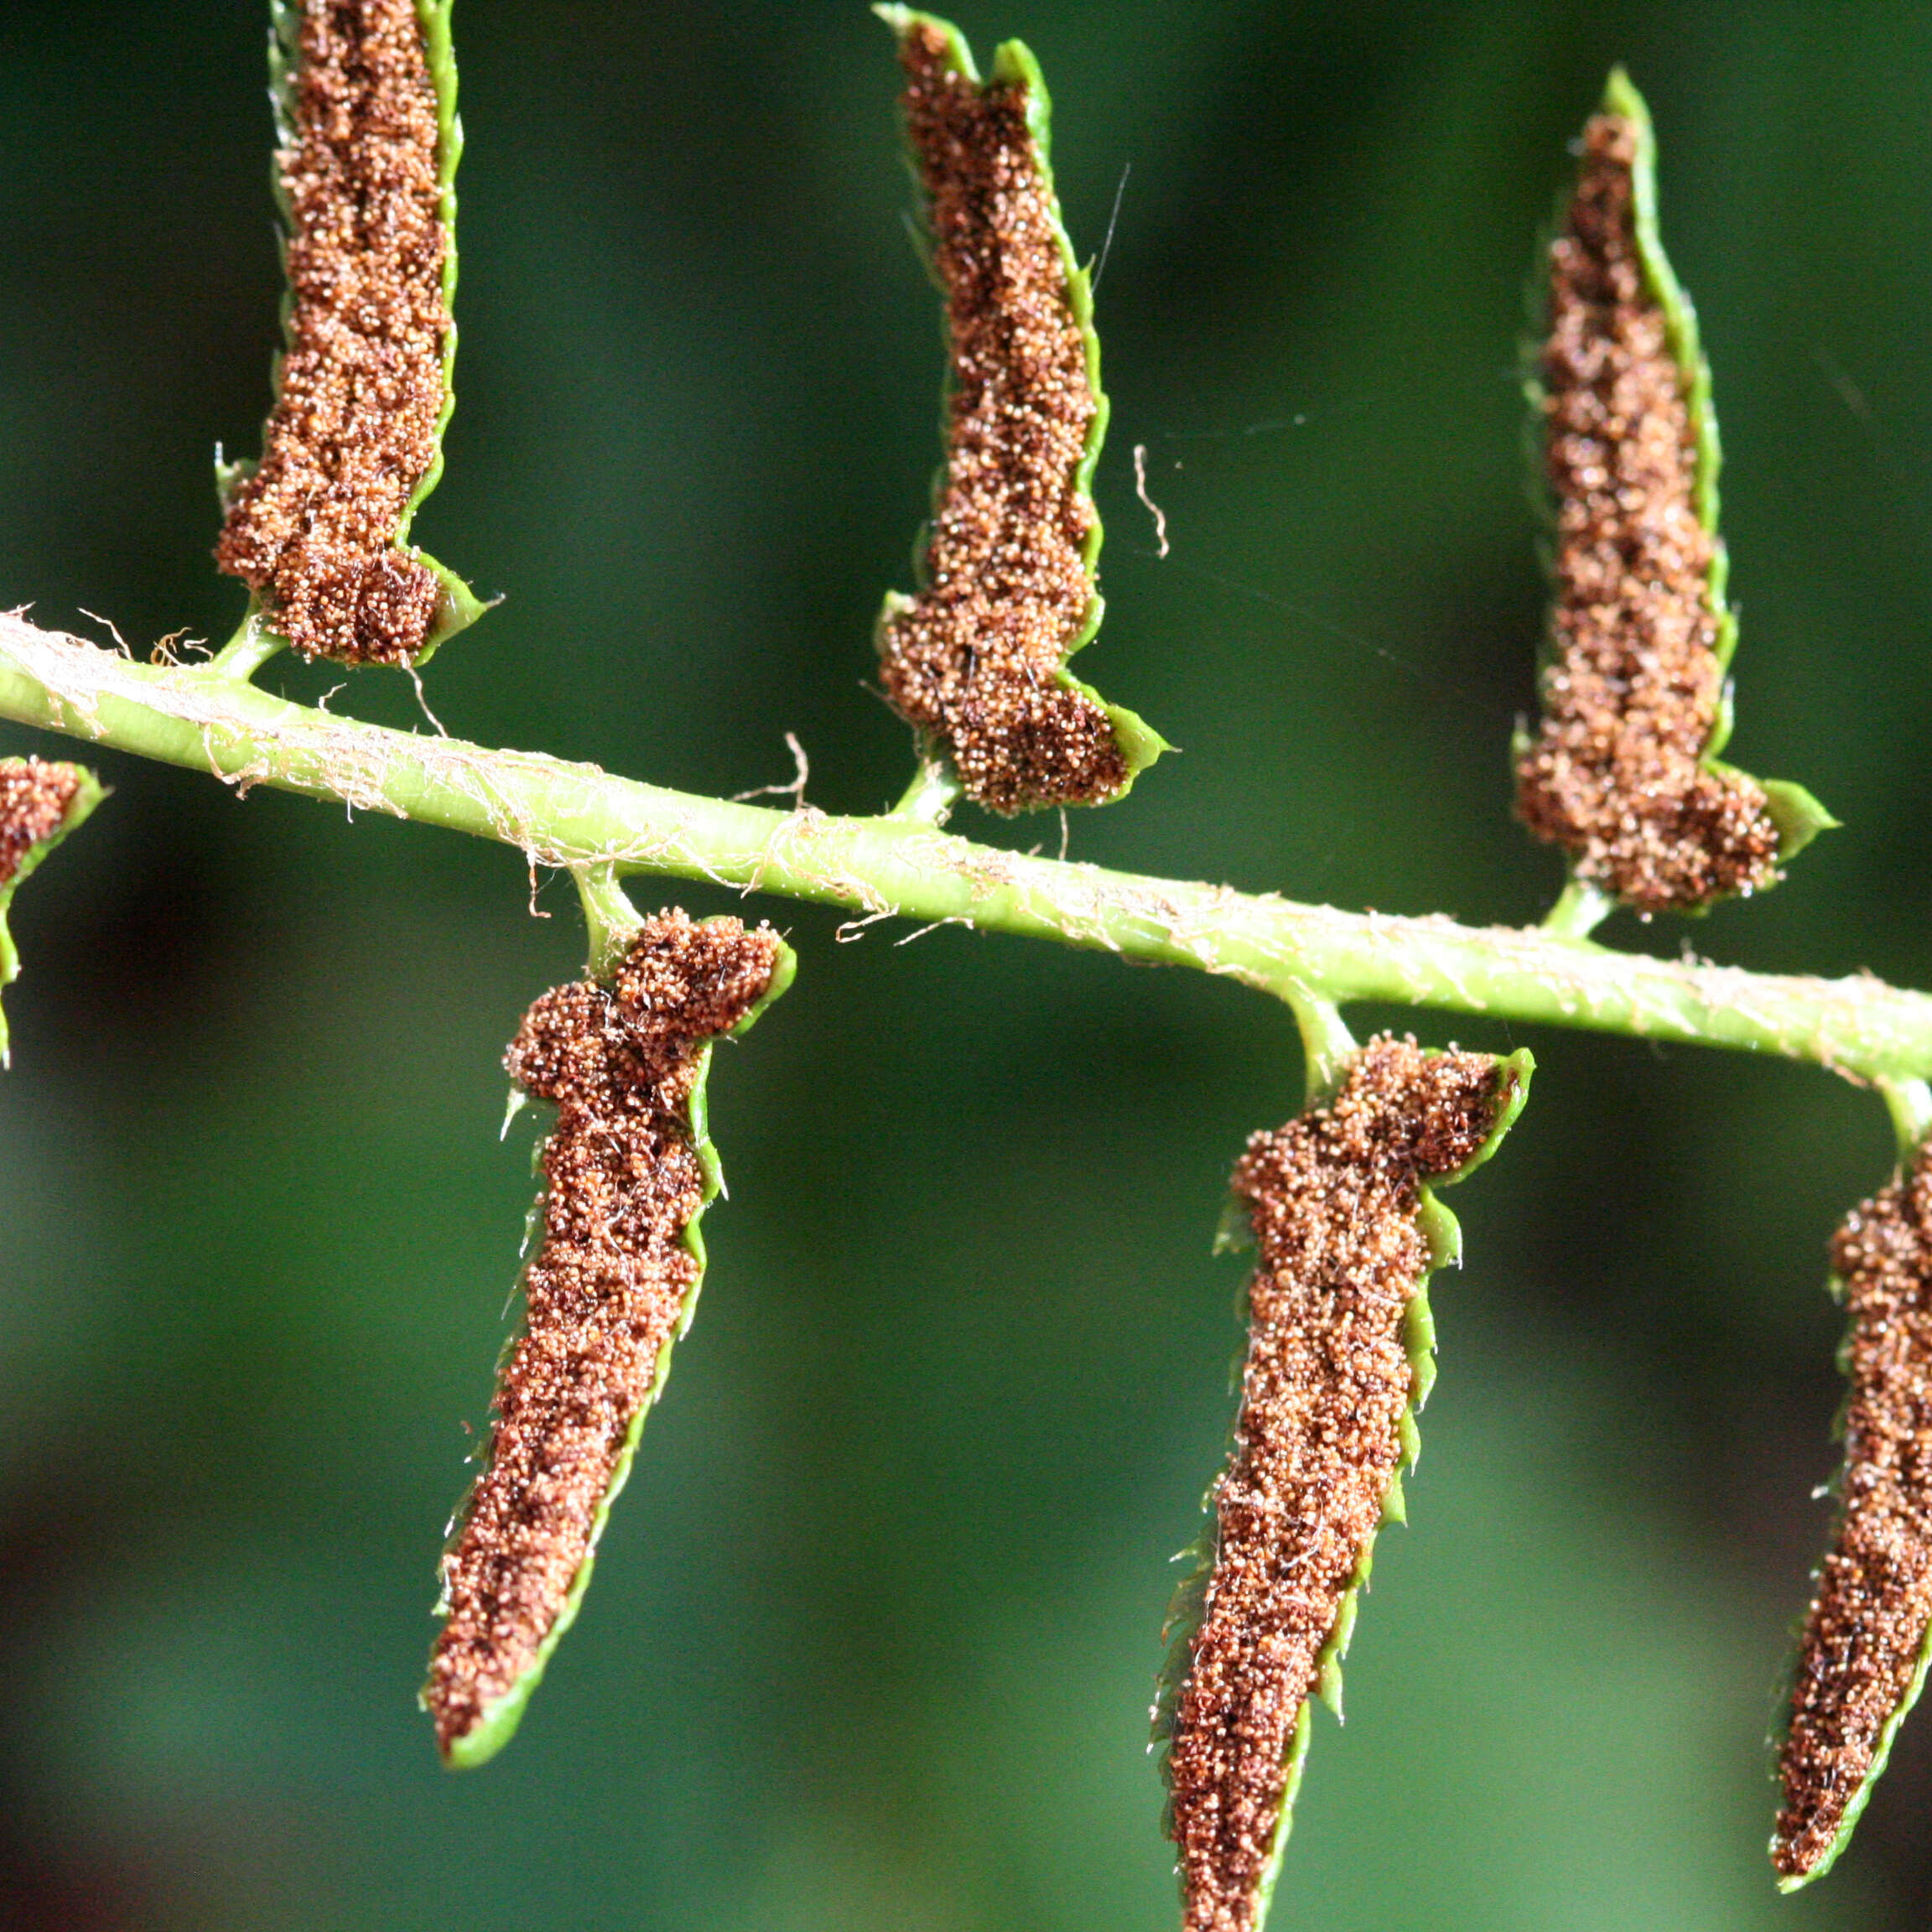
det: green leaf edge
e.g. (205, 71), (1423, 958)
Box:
(437, 927), (797, 1769)
(1607, 65), (1834, 879)
(0, 764), (105, 1066)
(872, 8), (1171, 810)
(1155, 1048), (1534, 1929)
(1520, 70), (1831, 908)
(221, 0), (486, 667)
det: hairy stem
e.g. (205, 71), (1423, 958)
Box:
(1, 610), (1925, 1083)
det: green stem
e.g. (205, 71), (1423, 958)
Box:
(3, 612), (1929, 1082)
(1878, 1077), (1932, 1161)
(1282, 984), (1357, 1100)
(1543, 875), (1616, 941)
(208, 606), (287, 683)
(888, 741), (963, 825)
(573, 862), (642, 979)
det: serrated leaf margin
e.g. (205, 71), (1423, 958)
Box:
(223, 0), (486, 663)
(436, 927), (796, 1768)
(1772, 1233), (1932, 1891)
(1519, 70), (1832, 906)
(1153, 1047), (1533, 1928)
(873, 7), (1170, 806)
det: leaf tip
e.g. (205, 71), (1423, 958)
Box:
(1763, 780), (1840, 861)
(1600, 64), (1650, 127)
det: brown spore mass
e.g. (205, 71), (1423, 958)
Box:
(424, 911), (782, 1755)
(1166, 1037), (1505, 1932)
(879, 23), (1128, 813)
(1514, 112), (1780, 912)
(0, 759), (81, 887)
(1774, 1145), (1932, 1880)
(215, 0), (449, 665)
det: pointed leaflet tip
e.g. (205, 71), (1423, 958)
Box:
(1762, 780), (1840, 862)
(874, 6), (977, 80)
(1600, 63), (1649, 127)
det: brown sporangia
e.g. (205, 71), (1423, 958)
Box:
(1165, 1037), (1508, 1932)
(423, 911), (784, 1759)
(215, 0), (451, 665)
(876, 20), (1129, 813)
(0, 759), (82, 888)
(1774, 1143), (1932, 1883)
(1514, 109), (1782, 912)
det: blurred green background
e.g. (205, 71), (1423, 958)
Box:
(1, 1), (1929, 1925)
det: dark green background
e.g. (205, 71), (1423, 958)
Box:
(2, 1), (1929, 1924)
